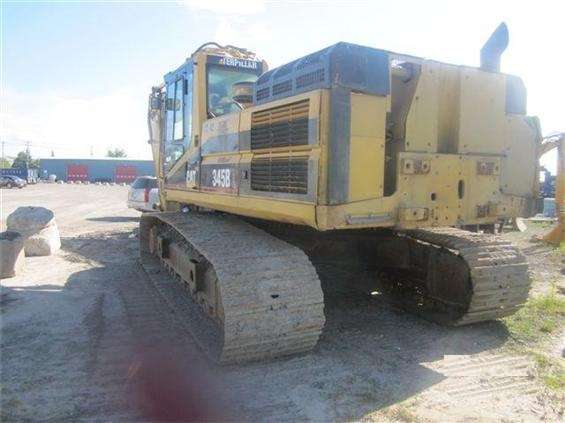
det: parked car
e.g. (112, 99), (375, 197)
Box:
(0, 175), (27, 189)
(0, 167), (39, 184)
(127, 176), (159, 212)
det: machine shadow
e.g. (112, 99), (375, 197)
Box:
(27, 230), (511, 422)
(0, 232), (144, 420)
(224, 255), (510, 421)
(0, 276), (128, 420)
(59, 233), (236, 421)
(2, 232), (231, 421)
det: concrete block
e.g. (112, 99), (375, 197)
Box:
(6, 207), (61, 256)
(0, 231), (25, 278)
(23, 225), (61, 256)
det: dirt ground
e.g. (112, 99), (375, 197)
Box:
(1, 184), (563, 422)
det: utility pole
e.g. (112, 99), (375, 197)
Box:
(24, 140), (32, 168)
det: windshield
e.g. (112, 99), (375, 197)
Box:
(207, 66), (258, 117)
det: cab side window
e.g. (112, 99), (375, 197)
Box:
(165, 83), (175, 145)
(185, 72), (193, 147)
(163, 69), (193, 172)
(173, 80), (184, 141)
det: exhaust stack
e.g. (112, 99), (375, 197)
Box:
(480, 22), (509, 72)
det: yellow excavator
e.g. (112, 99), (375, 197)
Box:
(142, 24), (540, 363)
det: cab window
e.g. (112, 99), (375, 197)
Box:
(173, 80), (184, 140)
(164, 71), (193, 172)
(165, 83), (175, 144)
(207, 66), (257, 117)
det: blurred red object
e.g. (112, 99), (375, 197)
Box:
(127, 346), (230, 421)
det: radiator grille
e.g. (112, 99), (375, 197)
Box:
(251, 100), (309, 150)
(251, 156), (308, 194)
(256, 87), (270, 101)
(296, 69), (325, 89)
(272, 80), (292, 96)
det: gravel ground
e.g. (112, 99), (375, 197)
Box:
(0, 184), (562, 422)
(0, 183), (140, 235)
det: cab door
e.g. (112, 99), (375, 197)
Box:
(163, 62), (196, 189)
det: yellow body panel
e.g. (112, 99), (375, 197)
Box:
(458, 68), (506, 155)
(348, 93), (387, 201)
(201, 114), (240, 148)
(404, 62), (441, 153)
(436, 64), (460, 154)
(153, 47), (539, 232)
(165, 188), (317, 226)
(501, 115), (540, 197)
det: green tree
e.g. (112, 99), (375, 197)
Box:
(106, 148), (127, 158)
(0, 157), (11, 168)
(12, 151), (39, 168)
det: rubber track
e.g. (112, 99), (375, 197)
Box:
(140, 212), (326, 364)
(405, 227), (531, 325)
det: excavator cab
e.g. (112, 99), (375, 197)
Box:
(149, 44), (265, 193)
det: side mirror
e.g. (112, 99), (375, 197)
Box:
(149, 97), (161, 110)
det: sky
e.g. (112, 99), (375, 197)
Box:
(1, 0), (563, 171)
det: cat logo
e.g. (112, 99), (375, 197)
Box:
(219, 57), (258, 70)
(186, 169), (197, 185)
